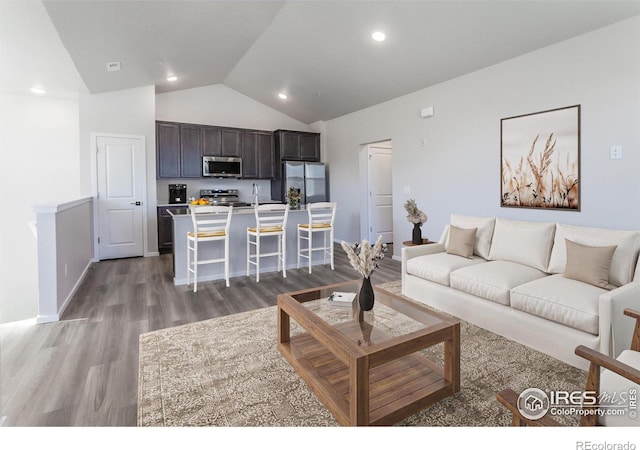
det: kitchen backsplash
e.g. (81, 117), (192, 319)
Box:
(157, 179), (273, 204)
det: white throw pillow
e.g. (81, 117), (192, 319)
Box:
(445, 214), (496, 259)
(488, 218), (555, 272)
(547, 223), (640, 287)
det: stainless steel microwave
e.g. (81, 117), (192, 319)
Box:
(202, 156), (242, 178)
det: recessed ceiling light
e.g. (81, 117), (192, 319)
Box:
(278, 92), (288, 100)
(167, 75), (178, 82)
(31, 87), (46, 95)
(371, 31), (386, 42)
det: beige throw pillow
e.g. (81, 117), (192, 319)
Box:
(446, 225), (477, 258)
(564, 239), (617, 290)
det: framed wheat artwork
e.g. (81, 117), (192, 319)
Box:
(500, 104), (580, 211)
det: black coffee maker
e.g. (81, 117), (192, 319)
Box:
(169, 184), (187, 204)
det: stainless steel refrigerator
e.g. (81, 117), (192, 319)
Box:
(273, 161), (327, 204)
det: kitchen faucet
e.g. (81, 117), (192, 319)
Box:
(251, 183), (259, 206)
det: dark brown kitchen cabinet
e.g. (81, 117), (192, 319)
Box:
(241, 131), (259, 178)
(156, 122), (180, 178)
(274, 130), (320, 162)
(300, 133), (320, 161)
(201, 126), (242, 157)
(241, 130), (274, 179)
(257, 132), (275, 179)
(202, 126), (222, 156)
(157, 206), (183, 253)
(221, 129), (242, 157)
(180, 125), (202, 178)
(157, 121), (201, 178)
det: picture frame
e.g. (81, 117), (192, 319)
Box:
(500, 105), (580, 211)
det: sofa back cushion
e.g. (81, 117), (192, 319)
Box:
(444, 214), (496, 259)
(547, 224), (640, 287)
(488, 218), (555, 272)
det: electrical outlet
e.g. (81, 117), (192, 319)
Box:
(403, 186), (411, 194)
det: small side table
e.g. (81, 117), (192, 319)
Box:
(403, 239), (435, 246)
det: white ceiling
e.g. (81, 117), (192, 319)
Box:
(14, 1), (640, 123)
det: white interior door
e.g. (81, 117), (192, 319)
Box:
(97, 135), (145, 259)
(367, 144), (393, 243)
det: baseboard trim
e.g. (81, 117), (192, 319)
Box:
(36, 313), (60, 324)
(38, 260), (94, 324)
(145, 252), (160, 257)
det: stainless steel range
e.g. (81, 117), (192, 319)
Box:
(199, 189), (251, 207)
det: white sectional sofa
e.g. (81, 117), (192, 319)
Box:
(401, 215), (640, 369)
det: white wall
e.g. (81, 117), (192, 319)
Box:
(323, 17), (640, 259)
(156, 84), (309, 132)
(0, 93), (81, 323)
(79, 85), (158, 255)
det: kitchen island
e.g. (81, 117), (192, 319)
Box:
(169, 205), (332, 286)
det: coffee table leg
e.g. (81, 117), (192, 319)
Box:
(278, 305), (290, 344)
(349, 354), (370, 426)
(444, 322), (460, 392)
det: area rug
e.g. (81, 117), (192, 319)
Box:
(137, 281), (586, 426)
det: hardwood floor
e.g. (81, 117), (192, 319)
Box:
(0, 246), (401, 426)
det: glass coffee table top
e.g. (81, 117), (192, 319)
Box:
(288, 280), (448, 349)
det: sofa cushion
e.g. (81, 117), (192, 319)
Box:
(564, 239), (617, 290)
(450, 261), (547, 306)
(488, 218), (555, 272)
(406, 252), (485, 287)
(445, 214), (496, 259)
(599, 349), (640, 426)
(447, 225), (477, 258)
(510, 274), (605, 335)
(548, 223), (640, 287)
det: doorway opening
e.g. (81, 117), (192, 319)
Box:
(360, 140), (393, 246)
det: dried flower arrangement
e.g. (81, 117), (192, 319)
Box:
(403, 199), (427, 225)
(340, 235), (387, 278)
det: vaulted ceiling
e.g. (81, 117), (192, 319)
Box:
(13, 1), (640, 123)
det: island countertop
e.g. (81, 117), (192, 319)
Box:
(167, 204), (308, 217)
(169, 204), (330, 286)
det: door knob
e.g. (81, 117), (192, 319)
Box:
(130, 201), (142, 206)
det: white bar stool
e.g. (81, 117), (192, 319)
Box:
(297, 202), (336, 273)
(187, 205), (233, 292)
(247, 204), (289, 282)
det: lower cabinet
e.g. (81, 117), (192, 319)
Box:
(158, 206), (183, 253)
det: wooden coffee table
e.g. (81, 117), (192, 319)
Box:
(277, 280), (460, 426)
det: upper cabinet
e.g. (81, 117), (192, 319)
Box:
(201, 126), (222, 156)
(157, 121), (276, 179)
(241, 130), (275, 179)
(156, 122), (180, 178)
(156, 121), (201, 178)
(202, 127), (242, 157)
(179, 125), (202, 178)
(274, 130), (320, 162)
(221, 129), (242, 157)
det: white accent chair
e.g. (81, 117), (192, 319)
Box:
(247, 204), (289, 282)
(186, 205), (233, 291)
(297, 202), (336, 273)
